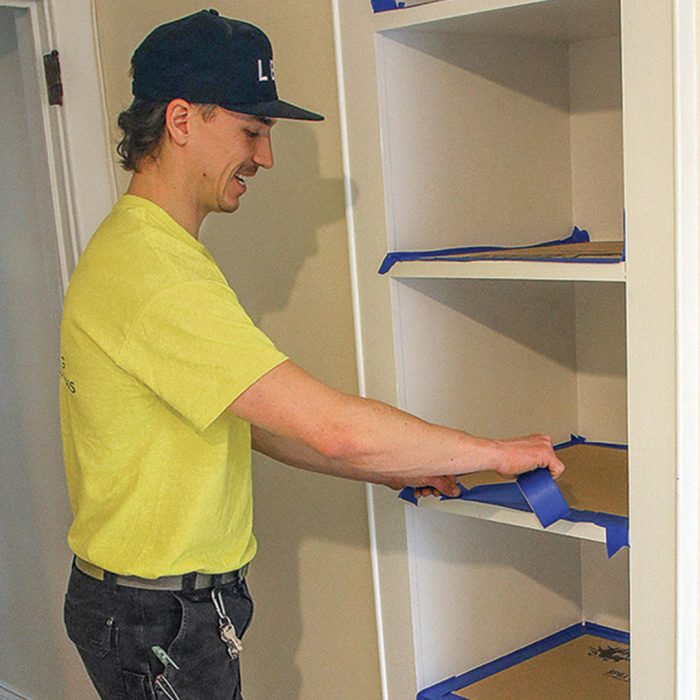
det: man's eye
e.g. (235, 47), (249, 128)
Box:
(245, 129), (261, 138)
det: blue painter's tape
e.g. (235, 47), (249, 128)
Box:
(566, 508), (629, 557)
(371, 0), (405, 11)
(584, 621), (630, 645)
(400, 486), (419, 505)
(400, 436), (629, 557)
(516, 468), (571, 528)
(417, 622), (629, 699)
(379, 227), (594, 274)
(556, 433), (628, 451)
(417, 682), (464, 700)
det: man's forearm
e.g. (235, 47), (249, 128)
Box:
(243, 366), (502, 483)
(252, 388), (520, 484)
(312, 394), (500, 481)
(251, 424), (353, 476)
(251, 423), (462, 496)
(233, 361), (564, 484)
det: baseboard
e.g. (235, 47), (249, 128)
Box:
(0, 682), (30, 700)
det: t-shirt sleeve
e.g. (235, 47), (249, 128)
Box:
(117, 280), (287, 432)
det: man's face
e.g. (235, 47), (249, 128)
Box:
(189, 107), (275, 215)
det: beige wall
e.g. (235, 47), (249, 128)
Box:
(93, 2), (381, 698)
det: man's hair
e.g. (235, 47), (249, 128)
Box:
(116, 98), (217, 172)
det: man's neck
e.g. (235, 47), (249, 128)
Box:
(127, 167), (206, 239)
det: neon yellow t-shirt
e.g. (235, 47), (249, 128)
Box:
(60, 194), (287, 577)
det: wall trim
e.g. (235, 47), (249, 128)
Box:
(674, 0), (700, 697)
(46, 0), (117, 254)
(0, 682), (31, 700)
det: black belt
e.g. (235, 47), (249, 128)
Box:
(74, 556), (248, 591)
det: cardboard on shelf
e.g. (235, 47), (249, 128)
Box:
(455, 634), (630, 699)
(423, 241), (624, 263)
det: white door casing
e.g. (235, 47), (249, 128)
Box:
(0, 1), (113, 698)
(4, 0), (116, 276)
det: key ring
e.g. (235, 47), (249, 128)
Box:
(211, 588), (228, 622)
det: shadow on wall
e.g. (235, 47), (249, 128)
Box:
(199, 122), (379, 699)
(201, 122), (351, 324)
(245, 457), (382, 700)
(402, 278), (579, 369)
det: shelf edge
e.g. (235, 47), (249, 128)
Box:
(373, 0), (548, 33)
(414, 497), (609, 544)
(387, 260), (627, 282)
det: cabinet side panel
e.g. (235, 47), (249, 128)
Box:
(622, 0), (677, 696)
(334, 2), (420, 697)
(574, 283), (628, 443)
(569, 35), (624, 242)
(581, 541), (630, 632)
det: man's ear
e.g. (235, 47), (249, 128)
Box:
(165, 99), (193, 146)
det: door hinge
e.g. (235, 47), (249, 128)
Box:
(43, 49), (63, 106)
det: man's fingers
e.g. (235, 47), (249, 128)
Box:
(432, 476), (461, 497)
(548, 456), (566, 480)
(414, 476), (461, 499)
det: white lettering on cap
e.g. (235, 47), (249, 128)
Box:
(257, 59), (276, 82)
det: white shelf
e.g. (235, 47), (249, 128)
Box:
(413, 497), (608, 544)
(374, 0), (544, 33)
(387, 259), (626, 282)
(411, 441), (628, 546)
(373, 0), (620, 39)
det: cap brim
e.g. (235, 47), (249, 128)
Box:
(223, 99), (324, 122)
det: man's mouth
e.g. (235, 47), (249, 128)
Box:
(233, 168), (256, 186)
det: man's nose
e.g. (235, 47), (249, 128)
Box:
(253, 137), (274, 169)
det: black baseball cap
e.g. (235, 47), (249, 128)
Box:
(131, 9), (324, 121)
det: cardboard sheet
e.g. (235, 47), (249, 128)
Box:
(459, 443), (628, 518)
(422, 240), (623, 262)
(379, 228), (624, 273)
(455, 634), (630, 699)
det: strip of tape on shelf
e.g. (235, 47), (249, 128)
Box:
(416, 622), (630, 699)
(371, 0), (405, 11)
(379, 227), (594, 274)
(556, 433), (628, 451)
(399, 436), (629, 557)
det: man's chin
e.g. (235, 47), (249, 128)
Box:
(217, 198), (240, 214)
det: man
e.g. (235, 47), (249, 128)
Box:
(60, 10), (565, 700)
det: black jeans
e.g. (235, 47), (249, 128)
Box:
(64, 562), (254, 699)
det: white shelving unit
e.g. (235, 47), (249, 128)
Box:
(387, 259), (626, 282)
(333, 0), (680, 697)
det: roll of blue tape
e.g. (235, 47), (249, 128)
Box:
(516, 468), (571, 528)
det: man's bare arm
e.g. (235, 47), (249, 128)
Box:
(230, 360), (564, 485)
(251, 425), (461, 495)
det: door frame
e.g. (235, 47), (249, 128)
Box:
(0, 3), (114, 698)
(674, 1), (700, 698)
(2, 0), (116, 291)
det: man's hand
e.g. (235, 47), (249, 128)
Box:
(381, 474), (461, 499)
(492, 433), (565, 480)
